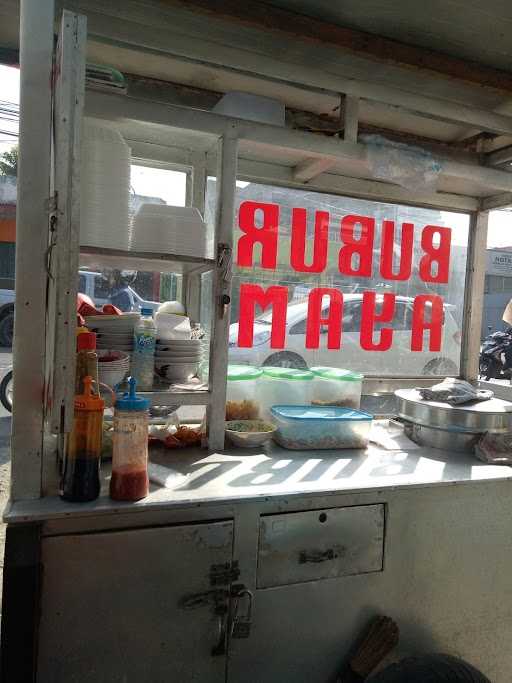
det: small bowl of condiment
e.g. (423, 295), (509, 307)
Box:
(225, 420), (276, 448)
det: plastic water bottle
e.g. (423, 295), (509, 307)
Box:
(131, 308), (156, 391)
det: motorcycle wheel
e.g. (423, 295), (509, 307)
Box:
(479, 357), (499, 380)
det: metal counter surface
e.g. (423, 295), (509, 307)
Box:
(4, 440), (512, 523)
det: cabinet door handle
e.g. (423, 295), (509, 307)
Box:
(211, 611), (228, 656)
(299, 548), (336, 563)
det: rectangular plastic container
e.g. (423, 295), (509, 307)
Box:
(258, 367), (314, 420)
(311, 367), (363, 409)
(270, 405), (373, 450)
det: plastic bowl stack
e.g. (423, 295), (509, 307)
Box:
(98, 350), (130, 389)
(155, 339), (204, 382)
(80, 120), (131, 250)
(85, 313), (140, 354)
(132, 204), (211, 259)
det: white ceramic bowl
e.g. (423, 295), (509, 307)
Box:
(156, 340), (202, 351)
(99, 367), (129, 388)
(225, 420), (277, 448)
(97, 350), (130, 369)
(154, 361), (199, 382)
(155, 312), (191, 339)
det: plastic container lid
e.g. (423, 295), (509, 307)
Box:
(74, 376), (104, 411)
(311, 367), (363, 381)
(227, 365), (263, 381)
(140, 308), (154, 317)
(270, 405), (372, 421)
(115, 376), (150, 412)
(77, 331), (97, 351)
(262, 367), (314, 381)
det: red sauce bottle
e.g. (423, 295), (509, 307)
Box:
(110, 377), (150, 501)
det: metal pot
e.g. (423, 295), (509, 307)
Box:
(395, 389), (512, 434)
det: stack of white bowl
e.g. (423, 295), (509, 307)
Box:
(98, 350), (130, 389)
(154, 339), (204, 383)
(131, 204), (212, 259)
(80, 120), (131, 250)
(85, 313), (140, 354)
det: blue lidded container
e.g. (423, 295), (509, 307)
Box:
(270, 405), (373, 450)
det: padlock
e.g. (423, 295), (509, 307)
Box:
(231, 588), (253, 639)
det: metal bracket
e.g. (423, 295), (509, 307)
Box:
(45, 192), (58, 216)
(210, 560), (240, 586)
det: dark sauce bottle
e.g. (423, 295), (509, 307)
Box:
(61, 376), (104, 502)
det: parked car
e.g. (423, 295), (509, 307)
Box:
(0, 289), (14, 347)
(78, 271), (159, 313)
(228, 294), (461, 376)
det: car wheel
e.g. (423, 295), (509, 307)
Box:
(262, 351), (308, 369)
(0, 311), (14, 347)
(0, 370), (13, 413)
(422, 358), (458, 376)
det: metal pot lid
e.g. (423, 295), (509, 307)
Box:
(395, 389), (512, 434)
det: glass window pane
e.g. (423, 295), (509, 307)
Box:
(208, 179), (470, 377)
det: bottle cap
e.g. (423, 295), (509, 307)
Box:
(115, 376), (150, 412)
(74, 376), (104, 411)
(76, 326), (89, 336)
(140, 307), (153, 317)
(77, 332), (97, 351)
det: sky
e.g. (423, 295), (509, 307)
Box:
(1, 63), (511, 247)
(0, 64), (19, 150)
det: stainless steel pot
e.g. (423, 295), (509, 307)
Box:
(395, 389), (512, 434)
(403, 422), (481, 453)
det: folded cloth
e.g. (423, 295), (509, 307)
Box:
(418, 378), (494, 405)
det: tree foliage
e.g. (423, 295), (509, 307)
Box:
(0, 147), (18, 176)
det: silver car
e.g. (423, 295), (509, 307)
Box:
(229, 293), (461, 376)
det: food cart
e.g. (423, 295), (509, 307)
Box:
(3, 1), (512, 680)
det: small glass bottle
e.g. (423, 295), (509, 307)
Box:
(76, 331), (99, 395)
(62, 376), (105, 502)
(110, 377), (150, 501)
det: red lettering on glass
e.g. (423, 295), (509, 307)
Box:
(305, 288), (343, 349)
(338, 214), (375, 277)
(380, 221), (414, 281)
(419, 226), (451, 284)
(237, 283), (288, 348)
(237, 201), (279, 269)
(411, 295), (443, 351)
(290, 208), (329, 273)
(360, 292), (395, 351)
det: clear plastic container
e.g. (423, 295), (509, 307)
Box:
(311, 367), (364, 409)
(131, 307), (156, 391)
(226, 365), (262, 421)
(110, 377), (150, 501)
(270, 405), (373, 450)
(62, 376), (104, 502)
(259, 367), (314, 420)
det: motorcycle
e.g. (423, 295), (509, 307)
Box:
(479, 328), (512, 380)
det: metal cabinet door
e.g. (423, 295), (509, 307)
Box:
(38, 521), (234, 683)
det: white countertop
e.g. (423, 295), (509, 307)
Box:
(5, 439), (512, 523)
